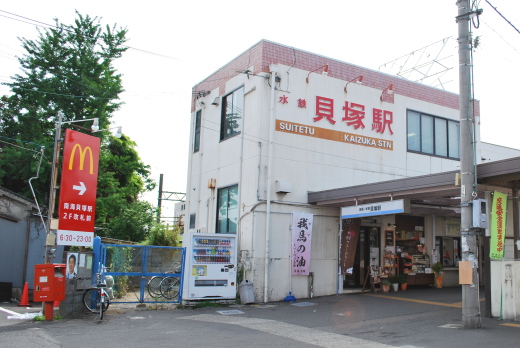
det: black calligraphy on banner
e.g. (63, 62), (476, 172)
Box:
(291, 212), (313, 276)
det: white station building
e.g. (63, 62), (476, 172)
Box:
(182, 40), (520, 315)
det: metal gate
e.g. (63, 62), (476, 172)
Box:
(100, 244), (185, 304)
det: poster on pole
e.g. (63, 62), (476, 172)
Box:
(57, 129), (100, 246)
(291, 212), (313, 276)
(490, 191), (507, 260)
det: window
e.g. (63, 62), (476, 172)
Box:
(220, 87), (244, 141)
(193, 110), (201, 153)
(407, 110), (459, 159)
(436, 237), (461, 267)
(216, 184), (238, 234)
(189, 214), (196, 229)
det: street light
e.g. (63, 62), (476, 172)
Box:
(92, 126), (122, 138)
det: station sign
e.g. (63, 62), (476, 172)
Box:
(57, 129), (100, 246)
(341, 199), (410, 219)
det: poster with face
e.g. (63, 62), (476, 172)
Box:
(67, 252), (78, 279)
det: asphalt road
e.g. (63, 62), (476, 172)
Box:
(1, 287), (519, 347)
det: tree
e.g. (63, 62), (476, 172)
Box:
(1, 11), (127, 199)
(95, 133), (156, 241)
(141, 223), (181, 247)
(0, 12), (157, 242)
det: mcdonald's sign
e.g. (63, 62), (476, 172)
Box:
(57, 129), (100, 246)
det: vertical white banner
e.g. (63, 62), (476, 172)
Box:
(291, 212), (313, 275)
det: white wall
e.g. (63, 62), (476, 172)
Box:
(185, 62), (490, 302)
(480, 142), (520, 163)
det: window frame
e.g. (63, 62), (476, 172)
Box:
(216, 184), (238, 234)
(189, 214), (196, 229)
(406, 109), (460, 160)
(220, 86), (244, 141)
(193, 109), (201, 153)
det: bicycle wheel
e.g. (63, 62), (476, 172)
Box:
(160, 276), (180, 300)
(147, 276), (164, 298)
(102, 289), (110, 311)
(83, 288), (101, 313)
(99, 294), (104, 320)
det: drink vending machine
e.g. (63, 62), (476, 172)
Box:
(186, 233), (237, 300)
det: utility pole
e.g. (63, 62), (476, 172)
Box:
(44, 111), (63, 263)
(157, 174), (164, 222)
(457, 0), (481, 329)
(156, 174), (186, 224)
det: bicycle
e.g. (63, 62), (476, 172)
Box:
(147, 263), (182, 300)
(147, 275), (181, 300)
(83, 268), (110, 320)
(147, 276), (164, 298)
(159, 276), (180, 300)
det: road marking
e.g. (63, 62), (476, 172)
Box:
(182, 314), (393, 348)
(290, 301), (316, 307)
(364, 294), (485, 308)
(0, 307), (22, 316)
(364, 294), (460, 307)
(439, 323), (462, 329)
(216, 310), (244, 315)
(501, 323), (520, 328)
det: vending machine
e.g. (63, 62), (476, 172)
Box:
(186, 233), (237, 300)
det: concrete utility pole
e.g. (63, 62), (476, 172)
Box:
(457, 0), (481, 329)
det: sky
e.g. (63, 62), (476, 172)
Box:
(1, 1), (519, 219)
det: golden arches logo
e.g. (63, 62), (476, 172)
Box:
(69, 144), (94, 174)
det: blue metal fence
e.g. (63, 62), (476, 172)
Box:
(95, 239), (185, 304)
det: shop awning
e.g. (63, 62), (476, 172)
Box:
(308, 156), (520, 217)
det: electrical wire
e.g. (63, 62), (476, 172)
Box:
(468, 0), (482, 197)
(481, 20), (520, 57)
(485, 0), (520, 35)
(0, 9), (181, 60)
(471, 0), (481, 28)
(5, 85), (116, 100)
(28, 147), (48, 235)
(0, 135), (45, 152)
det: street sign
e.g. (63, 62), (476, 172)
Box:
(57, 129), (100, 246)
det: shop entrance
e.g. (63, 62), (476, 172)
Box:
(344, 226), (380, 288)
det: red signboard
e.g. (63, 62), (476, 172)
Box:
(57, 129), (100, 246)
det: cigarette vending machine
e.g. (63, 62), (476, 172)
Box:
(186, 233), (237, 300)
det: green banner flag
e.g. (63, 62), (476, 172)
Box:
(490, 191), (507, 260)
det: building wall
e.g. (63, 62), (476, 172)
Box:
(480, 142), (520, 163)
(184, 40), (490, 302)
(0, 187), (60, 297)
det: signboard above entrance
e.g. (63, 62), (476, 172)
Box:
(341, 199), (410, 219)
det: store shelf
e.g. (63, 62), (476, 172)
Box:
(399, 254), (413, 275)
(411, 254), (430, 274)
(382, 254), (398, 277)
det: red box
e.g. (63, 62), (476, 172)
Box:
(34, 264), (66, 302)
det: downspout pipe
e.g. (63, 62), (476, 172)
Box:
(264, 70), (276, 303)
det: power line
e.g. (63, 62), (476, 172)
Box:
(0, 11), (56, 29)
(0, 9), (180, 60)
(485, 0), (520, 35)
